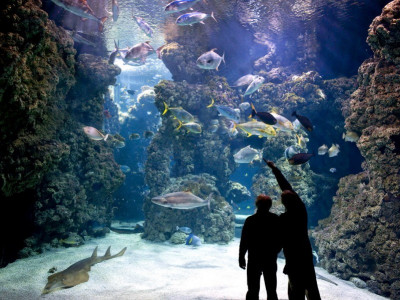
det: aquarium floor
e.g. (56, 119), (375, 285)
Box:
(0, 232), (387, 300)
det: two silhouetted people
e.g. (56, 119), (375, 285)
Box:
(239, 161), (321, 300)
(239, 194), (281, 300)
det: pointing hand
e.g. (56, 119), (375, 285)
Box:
(263, 159), (276, 169)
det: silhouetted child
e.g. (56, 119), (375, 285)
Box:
(266, 160), (321, 300)
(239, 194), (282, 300)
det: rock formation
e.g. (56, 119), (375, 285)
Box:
(0, 0), (123, 266)
(313, 1), (400, 298)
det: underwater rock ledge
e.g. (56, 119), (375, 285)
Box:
(313, 1), (400, 298)
(0, 0), (123, 266)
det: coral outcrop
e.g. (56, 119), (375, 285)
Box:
(0, 0), (123, 266)
(313, 1), (400, 298)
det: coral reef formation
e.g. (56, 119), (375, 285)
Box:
(0, 0), (123, 266)
(313, 1), (400, 298)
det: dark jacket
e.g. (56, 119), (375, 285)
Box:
(271, 166), (314, 274)
(239, 210), (282, 264)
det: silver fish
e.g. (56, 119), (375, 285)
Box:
(233, 146), (261, 164)
(232, 74), (256, 87)
(176, 11), (217, 26)
(152, 192), (212, 210)
(165, 0), (203, 14)
(132, 15), (153, 38)
(244, 76), (265, 96)
(196, 49), (225, 71)
(120, 41), (155, 64)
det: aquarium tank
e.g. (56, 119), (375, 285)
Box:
(0, 0), (399, 299)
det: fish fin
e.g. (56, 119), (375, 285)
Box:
(246, 132), (252, 138)
(206, 98), (215, 108)
(206, 193), (212, 211)
(91, 246), (98, 259)
(221, 52), (225, 64)
(211, 11), (217, 23)
(104, 246), (111, 257)
(200, 21), (205, 25)
(216, 66), (219, 71)
(103, 134), (109, 141)
(176, 120), (183, 130)
(292, 111), (297, 117)
(189, 7), (193, 10)
(258, 135), (263, 138)
(342, 132), (345, 139)
(162, 102), (168, 115)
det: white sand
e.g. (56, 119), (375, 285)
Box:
(0, 232), (387, 300)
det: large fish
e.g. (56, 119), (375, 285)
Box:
(234, 120), (276, 138)
(165, 0), (203, 14)
(288, 153), (315, 165)
(176, 11), (217, 25)
(152, 192), (212, 210)
(66, 30), (96, 47)
(196, 49), (225, 71)
(50, 0), (108, 31)
(42, 246), (126, 294)
(163, 102), (195, 123)
(270, 113), (294, 132)
(244, 76), (264, 96)
(232, 74), (256, 87)
(132, 15), (153, 38)
(119, 41), (155, 64)
(233, 145), (261, 163)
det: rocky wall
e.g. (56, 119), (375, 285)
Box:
(0, 0), (123, 266)
(313, 1), (400, 298)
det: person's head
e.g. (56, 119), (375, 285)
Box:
(256, 194), (272, 212)
(281, 190), (298, 211)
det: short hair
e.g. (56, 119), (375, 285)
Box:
(281, 190), (298, 210)
(256, 194), (272, 211)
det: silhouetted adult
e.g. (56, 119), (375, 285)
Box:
(266, 160), (321, 300)
(239, 194), (282, 300)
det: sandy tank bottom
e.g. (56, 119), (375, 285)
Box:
(0, 232), (388, 300)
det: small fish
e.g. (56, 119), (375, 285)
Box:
(120, 165), (131, 173)
(129, 133), (140, 140)
(232, 74), (256, 88)
(163, 102), (195, 123)
(209, 124), (219, 133)
(233, 145), (261, 164)
(176, 11), (217, 26)
(292, 111), (313, 132)
(342, 131), (359, 142)
(66, 30), (97, 47)
(288, 153), (315, 165)
(207, 98), (240, 123)
(244, 76), (264, 96)
(246, 206), (251, 209)
(165, 0), (203, 14)
(296, 134), (308, 149)
(114, 140), (126, 148)
(196, 49), (225, 71)
(83, 126), (108, 141)
(103, 109), (111, 119)
(176, 226), (192, 234)
(318, 144), (328, 155)
(239, 102), (251, 111)
(111, 0), (119, 22)
(312, 250), (320, 264)
(233, 120), (276, 138)
(250, 103), (277, 125)
(143, 130), (155, 138)
(60, 234), (84, 247)
(329, 168), (337, 173)
(210, 119), (219, 125)
(132, 15), (153, 38)
(328, 144), (340, 157)
(127, 90), (135, 96)
(185, 233), (202, 246)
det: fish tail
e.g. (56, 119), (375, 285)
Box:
(104, 134), (109, 141)
(162, 102), (169, 115)
(211, 11), (217, 23)
(206, 98), (215, 108)
(221, 52), (225, 64)
(114, 39), (119, 51)
(176, 226), (179, 231)
(250, 102), (256, 118)
(292, 110), (297, 117)
(176, 120), (183, 130)
(206, 193), (212, 211)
